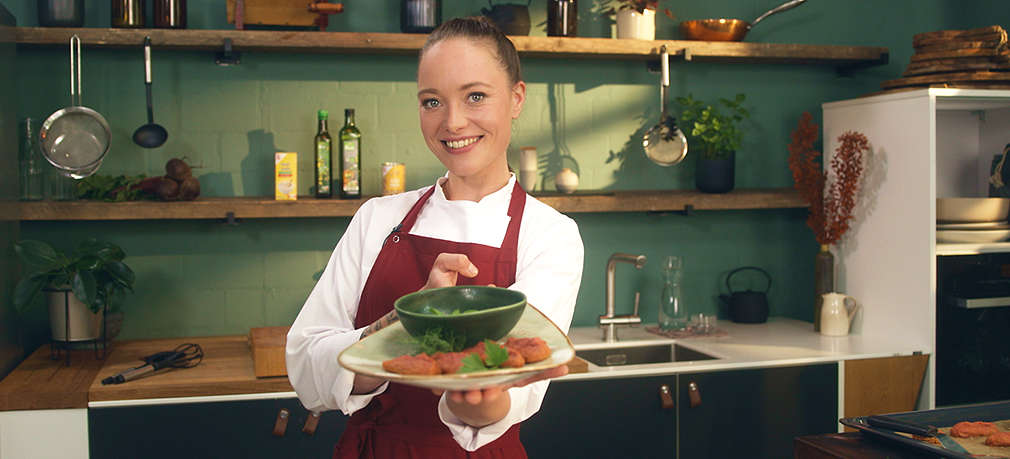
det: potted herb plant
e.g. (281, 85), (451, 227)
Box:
(13, 238), (135, 342)
(675, 93), (750, 193)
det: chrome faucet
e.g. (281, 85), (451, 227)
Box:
(600, 253), (647, 342)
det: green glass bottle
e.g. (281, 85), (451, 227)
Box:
(339, 108), (362, 199)
(314, 110), (332, 198)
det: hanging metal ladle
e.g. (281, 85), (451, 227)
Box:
(133, 36), (168, 148)
(643, 45), (688, 167)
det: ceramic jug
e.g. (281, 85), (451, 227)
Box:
(819, 292), (859, 336)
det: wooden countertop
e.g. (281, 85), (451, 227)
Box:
(0, 336), (293, 410)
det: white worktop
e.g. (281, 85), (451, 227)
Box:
(560, 317), (930, 381)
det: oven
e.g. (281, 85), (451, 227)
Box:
(936, 253), (1010, 407)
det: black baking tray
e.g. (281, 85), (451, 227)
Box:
(840, 400), (1010, 459)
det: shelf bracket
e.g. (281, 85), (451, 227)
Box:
(215, 38), (241, 66)
(647, 204), (694, 216)
(224, 211), (241, 226)
(646, 47), (690, 72)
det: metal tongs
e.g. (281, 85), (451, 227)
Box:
(101, 343), (204, 385)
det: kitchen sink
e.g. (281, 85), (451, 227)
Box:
(575, 343), (718, 367)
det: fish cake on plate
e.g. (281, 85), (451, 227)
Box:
(505, 337), (551, 363)
(382, 353), (440, 375)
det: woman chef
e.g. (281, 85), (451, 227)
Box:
(286, 16), (584, 458)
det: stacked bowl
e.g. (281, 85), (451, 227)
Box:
(936, 198), (1010, 243)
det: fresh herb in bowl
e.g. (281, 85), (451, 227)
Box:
(414, 327), (466, 355)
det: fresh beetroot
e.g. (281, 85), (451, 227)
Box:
(165, 158), (192, 182)
(179, 176), (201, 201)
(156, 177), (180, 201)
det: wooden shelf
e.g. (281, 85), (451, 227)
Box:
(17, 188), (805, 221)
(14, 27), (888, 67)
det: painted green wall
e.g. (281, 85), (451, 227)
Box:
(5, 1), (1009, 344)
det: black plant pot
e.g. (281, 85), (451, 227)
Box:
(696, 151), (735, 193)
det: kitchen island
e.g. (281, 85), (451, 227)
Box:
(0, 318), (927, 458)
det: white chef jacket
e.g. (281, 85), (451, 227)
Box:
(286, 174), (584, 452)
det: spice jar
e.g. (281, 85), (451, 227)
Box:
(154, 0), (187, 29)
(547, 0), (577, 37)
(111, 0), (145, 28)
(38, 0), (85, 27)
(401, 0), (441, 33)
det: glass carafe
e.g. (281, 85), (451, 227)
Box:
(658, 255), (687, 330)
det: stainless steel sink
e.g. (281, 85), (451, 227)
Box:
(576, 343), (717, 367)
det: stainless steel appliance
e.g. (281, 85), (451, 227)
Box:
(936, 254), (1010, 407)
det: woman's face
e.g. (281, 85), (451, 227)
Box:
(417, 38), (525, 182)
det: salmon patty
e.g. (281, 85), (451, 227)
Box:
(985, 431), (1010, 447)
(505, 337), (551, 363)
(951, 421), (999, 438)
(382, 353), (440, 375)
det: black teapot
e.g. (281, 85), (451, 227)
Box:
(719, 266), (771, 324)
(481, 0), (531, 36)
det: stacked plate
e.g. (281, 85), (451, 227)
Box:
(936, 198), (1010, 243)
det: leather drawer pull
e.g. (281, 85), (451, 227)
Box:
(659, 384), (674, 410)
(273, 408), (290, 437)
(302, 411), (321, 436)
(688, 381), (702, 408)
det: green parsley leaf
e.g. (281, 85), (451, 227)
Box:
(483, 339), (509, 368)
(458, 353), (488, 373)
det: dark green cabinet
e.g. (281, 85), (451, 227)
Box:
(678, 364), (838, 459)
(522, 364), (838, 459)
(521, 374), (677, 458)
(89, 397), (347, 459)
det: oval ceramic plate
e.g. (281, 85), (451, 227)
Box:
(338, 305), (574, 391)
(936, 229), (1010, 243)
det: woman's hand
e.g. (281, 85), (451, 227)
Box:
(432, 364), (569, 427)
(424, 253), (479, 290)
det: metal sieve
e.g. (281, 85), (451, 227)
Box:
(40, 35), (111, 178)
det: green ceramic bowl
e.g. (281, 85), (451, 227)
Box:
(394, 286), (527, 348)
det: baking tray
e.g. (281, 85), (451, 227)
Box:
(840, 400), (1010, 456)
(840, 400), (1010, 459)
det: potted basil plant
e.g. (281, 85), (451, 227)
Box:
(13, 239), (135, 342)
(675, 93), (750, 193)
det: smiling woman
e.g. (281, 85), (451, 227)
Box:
(285, 15), (585, 459)
(416, 19), (526, 202)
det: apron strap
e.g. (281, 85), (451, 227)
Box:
(395, 185), (437, 235)
(500, 180), (526, 258)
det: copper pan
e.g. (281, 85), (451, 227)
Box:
(680, 0), (806, 42)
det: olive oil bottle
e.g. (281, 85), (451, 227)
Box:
(314, 110), (332, 198)
(338, 108), (362, 199)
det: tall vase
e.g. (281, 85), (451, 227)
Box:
(813, 244), (834, 332)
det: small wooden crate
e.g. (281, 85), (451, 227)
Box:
(249, 326), (290, 378)
(226, 0), (342, 28)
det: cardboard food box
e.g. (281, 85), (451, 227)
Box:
(249, 326), (291, 378)
(275, 152), (297, 200)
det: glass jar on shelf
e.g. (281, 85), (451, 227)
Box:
(19, 118), (44, 201)
(658, 255), (687, 330)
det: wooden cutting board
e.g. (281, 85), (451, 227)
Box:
(249, 326), (290, 378)
(913, 25), (1007, 48)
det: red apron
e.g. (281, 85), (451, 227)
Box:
(334, 181), (528, 459)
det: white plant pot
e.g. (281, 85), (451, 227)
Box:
(47, 290), (104, 342)
(616, 8), (656, 40)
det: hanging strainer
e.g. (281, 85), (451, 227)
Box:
(40, 35), (111, 179)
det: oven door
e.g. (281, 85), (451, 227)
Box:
(936, 254), (1010, 407)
